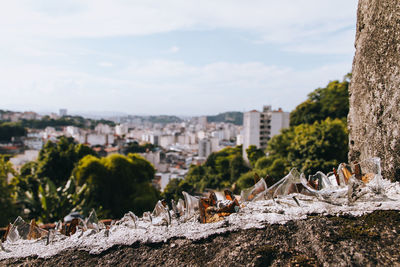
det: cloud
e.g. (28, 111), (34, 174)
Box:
(0, 1), (357, 43)
(167, 46), (180, 54)
(0, 59), (351, 115)
(0, 1), (357, 115)
(99, 62), (114, 67)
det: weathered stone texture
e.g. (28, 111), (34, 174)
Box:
(349, 0), (400, 181)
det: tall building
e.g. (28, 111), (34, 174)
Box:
(59, 109), (67, 117)
(242, 105), (290, 161)
(198, 138), (211, 158)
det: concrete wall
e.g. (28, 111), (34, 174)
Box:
(349, 0), (400, 181)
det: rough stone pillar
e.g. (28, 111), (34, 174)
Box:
(349, 0), (400, 181)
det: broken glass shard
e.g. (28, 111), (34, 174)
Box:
(357, 157), (383, 193)
(171, 199), (180, 219)
(176, 198), (185, 217)
(151, 200), (171, 226)
(307, 171), (334, 190)
(7, 217), (29, 242)
(338, 163), (353, 185)
(327, 171), (339, 187)
(7, 217), (47, 242)
(142, 211), (153, 223)
(270, 168), (308, 198)
(182, 191), (199, 220)
(64, 211), (84, 223)
(348, 176), (366, 203)
(300, 172), (347, 204)
(85, 209), (105, 232)
(240, 178), (268, 202)
(115, 211), (138, 229)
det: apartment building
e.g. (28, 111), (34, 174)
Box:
(242, 105), (289, 161)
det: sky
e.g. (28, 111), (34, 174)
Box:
(1, 0), (358, 116)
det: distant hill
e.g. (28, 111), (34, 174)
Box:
(207, 111), (243, 125)
(146, 115), (182, 124)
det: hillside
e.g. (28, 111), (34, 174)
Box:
(206, 111), (243, 125)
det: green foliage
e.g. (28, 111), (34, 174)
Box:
(0, 122), (26, 142)
(235, 75), (351, 191)
(162, 146), (250, 202)
(8, 138), (97, 223)
(147, 115), (182, 124)
(206, 111), (243, 125)
(18, 116), (115, 130)
(74, 153), (159, 218)
(290, 76), (349, 126)
(36, 137), (97, 187)
(262, 118), (348, 178)
(0, 156), (18, 225)
(123, 142), (156, 154)
(246, 145), (265, 167)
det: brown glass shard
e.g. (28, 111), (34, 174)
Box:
(66, 218), (79, 236)
(333, 168), (340, 186)
(341, 165), (353, 183)
(2, 224), (10, 242)
(362, 173), (375, 183)
(28, 219), (42, 240)
(353, 161), (362, 181)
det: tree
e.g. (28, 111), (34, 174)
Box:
(36, 137), (97, 187)
(0, 122), (26, 142)
(263, 118), (348, 177)
(290, 76), (349, 126)
(122, 142), (156, 154)
(74, 153), (159, 218)
(163, 146), (250, 201)
(246, 145), (265, 167)
(0, 156), (17, 225)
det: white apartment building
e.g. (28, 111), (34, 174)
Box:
(198, 138), (211, 158)
(95, 123), (113, 135)
(242, 105), (289, 161)
(115, 124), (129, 136)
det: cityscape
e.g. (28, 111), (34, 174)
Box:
(0, 105), (289, 191)
(4, 1), (400, 265)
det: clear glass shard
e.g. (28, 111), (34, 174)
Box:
(55, 220), (63, 233)
(357, 157), (383, 193)
(85, 209), (105, 232)
(142, 211), (153, 223)
(7, 217), (30, 242)
(182, 191), (199, 220)
(240, 178), (268, 202)
(265, 176), (286, 199)
(46, 229), (54, 246)
(307, 171), (333, 190)
(152, 200), (166, 217)
(300, 172), (348, 205)
(176, 198), (185, 216)
(151, 200), (171, 226)
(7, 217), (47, 242)
(115, 211), (138, 229)
(347, 176), (366, 203)
(272, 168), (304, 198)
(347, 157), (384, 203)
(327, 172), (339, 187)
(64, 211), (83, 223)
(171, 199), (180, 219)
